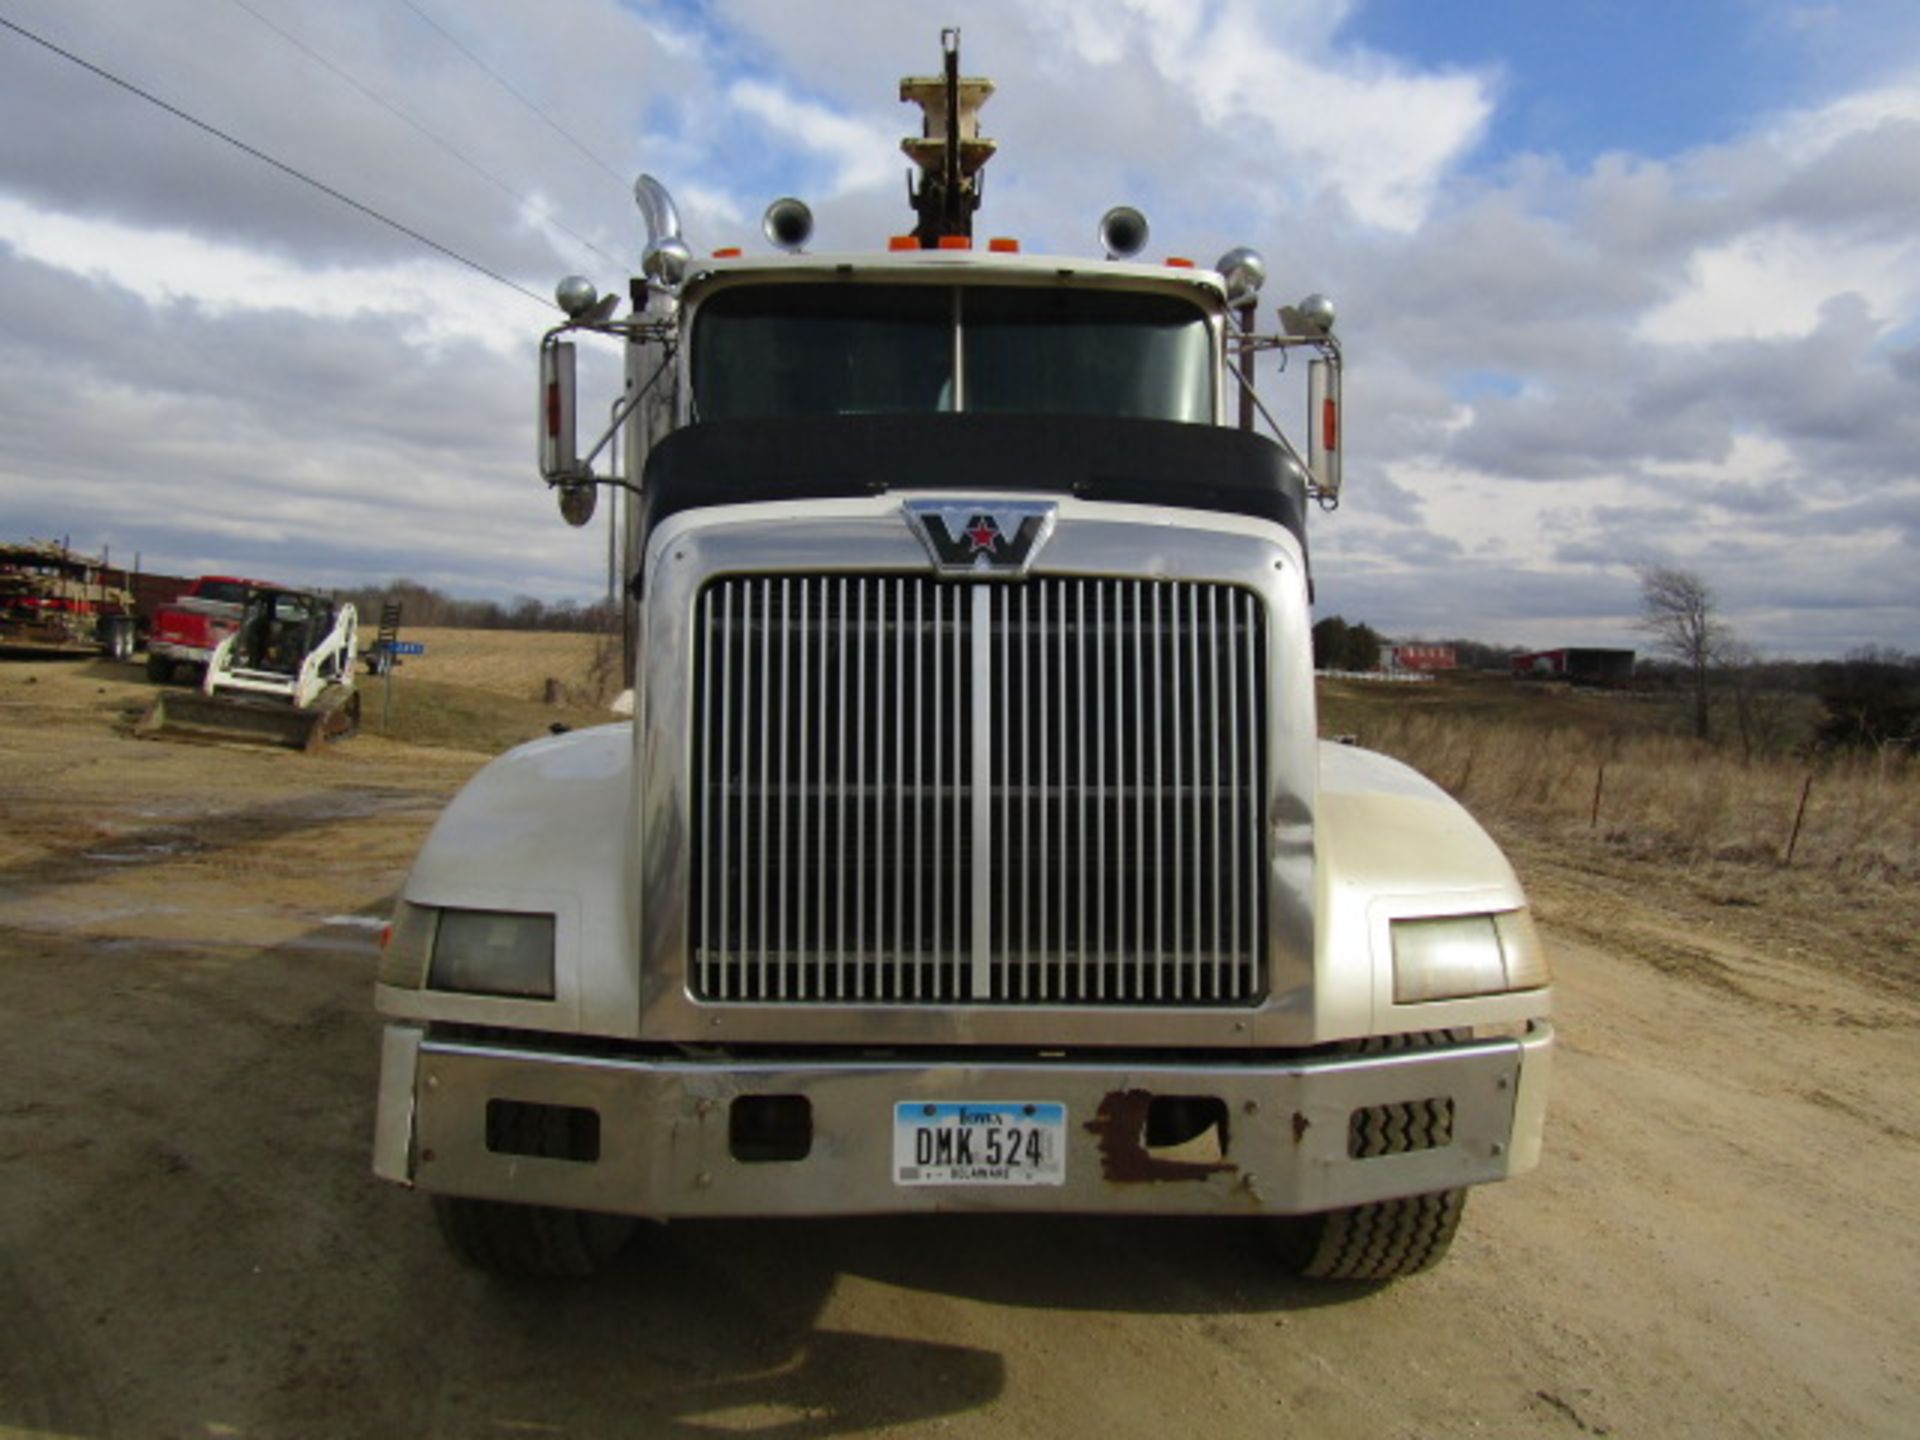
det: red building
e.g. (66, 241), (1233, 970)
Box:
(1382, 642), (1457, 672)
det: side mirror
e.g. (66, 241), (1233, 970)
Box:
(539, 339), (578, 481)
(1307, 355), (1341, 500)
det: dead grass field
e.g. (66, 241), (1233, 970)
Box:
(354, 626), (623, 753)
(384, 626), (617, 702)
(1322, 674), (1920, 1000)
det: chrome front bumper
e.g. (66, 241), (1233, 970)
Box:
(373, 1023), (1551, 1218)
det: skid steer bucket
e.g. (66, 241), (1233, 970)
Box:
(135, 684), (360, 753)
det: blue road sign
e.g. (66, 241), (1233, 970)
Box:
(389, 641), (426, 655)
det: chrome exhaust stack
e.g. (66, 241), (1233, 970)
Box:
(634, 173), (691, 289)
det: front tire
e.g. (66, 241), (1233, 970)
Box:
(433, 1195), (635, 1278)
(1275, 1189), (1467, 1281)
(146, 652), (174, 684)
(1276, 1028), (1471, 1281)
(429, 1100), (635, 1277)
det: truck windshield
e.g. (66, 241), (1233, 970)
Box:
(692, 283), (1213, 424)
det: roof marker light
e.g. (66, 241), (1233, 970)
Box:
(989, 237), (1020, 253)
(937, 235), (972, 250)
(712, 247), (742, 258)
(889, 235), (920, 251)
(1164, 256), (1194, 268)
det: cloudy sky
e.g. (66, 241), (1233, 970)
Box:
(3, 0), (1917, 656)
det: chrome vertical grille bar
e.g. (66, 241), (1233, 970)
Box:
(1074, 580), (1088, 1001)
(1121, 579), (1136, 998)
(796, 580), (810, 995)
(996, 585), (1008, 999)
(969, 583), (992, 1000)
(1242, 589), (1261, 999)
(853, 579), (867, 999)
(835, 577), (848, 997)
(699, 584), (715, 1000)
(1169, 584), (1185, 999)
(1018, 584), (1031, 1002)
(952, 582), (965, 997)
(1182, 587), (1198, 1006)
(1037, 579), (1051, 1001)
(911, 580), (924, 1000)
(1226, 585), (1241, 1003)
(1144, 579), (1159, 998)
(775, 579), (790, 997)
(1206, 585), (1221, 1000)
(1098, 579), (1113, 998)
(720, 582), (735, 998)
(892, 578), (905, 997)
(932, 582), (944, 1002)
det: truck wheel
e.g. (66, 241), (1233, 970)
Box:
(432, 1195), (635, 1278)
(146, 653), (174, 684)
(1276, 1027), (1470, 1280)
(1274, 1188), (1467, 1281)
(429, 1100), (634, 1277)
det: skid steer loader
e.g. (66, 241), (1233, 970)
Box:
(137, 588), (360, 752)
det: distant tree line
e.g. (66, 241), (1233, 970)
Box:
(1812, 646), (1919, 753)
(1633, 564), (1917, 755)
(1327, 567), (1917, 758)
(1310, 615), (1381, 672)
(329, 578), (618, 634)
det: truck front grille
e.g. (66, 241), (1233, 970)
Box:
(690, 574), (1267, 1007)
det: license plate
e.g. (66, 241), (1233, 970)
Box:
(893, 1101), (1067, 1186)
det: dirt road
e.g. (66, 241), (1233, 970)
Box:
(3, 656), (1916, 1438)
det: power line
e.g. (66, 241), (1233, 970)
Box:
(394, 0), (631, 191)
(226, 0), (625, 270)
(0, 11), (557, 313)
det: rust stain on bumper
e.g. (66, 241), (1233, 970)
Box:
(1084, 1089), (1236, 1183)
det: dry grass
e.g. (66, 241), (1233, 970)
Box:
(359, 627), (625, 754)
(388, 627), (620, 704)
(1331, 693), (1920, 882)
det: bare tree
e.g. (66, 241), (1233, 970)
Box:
(1636, 565), (1729, 741)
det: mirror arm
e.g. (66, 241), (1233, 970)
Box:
(555, 342), (676, 489)
(1223, 357), (1312, 471)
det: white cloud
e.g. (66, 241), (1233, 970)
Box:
(1770, 68), (1920, 160)
(1038, 0), (1492, 232)
(1636, 224), (1918, 343)
(0, 195), (541, 354)
(727, 79), (900, 197)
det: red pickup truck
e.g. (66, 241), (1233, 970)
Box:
(146, 575), (274, 683)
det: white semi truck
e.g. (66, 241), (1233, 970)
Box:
(372, 35), (1551, 1281)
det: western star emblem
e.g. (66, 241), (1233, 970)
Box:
(903, 500), (1058, 578)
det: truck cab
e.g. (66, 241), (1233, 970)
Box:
(372, 37), (1550, 1281)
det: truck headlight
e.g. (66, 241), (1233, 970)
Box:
(1392, 910), (1549, 1004)
(427, 910), (557, 999)
(376, 901), (436, 989)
